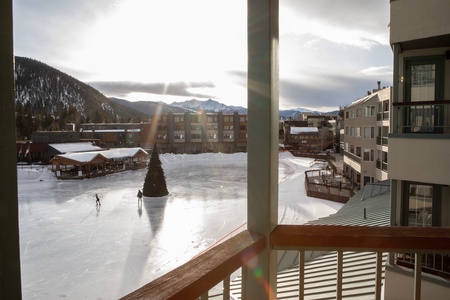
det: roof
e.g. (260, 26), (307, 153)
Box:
(229, 182), (391, 299)
(290, 127), (319, 134)
(51, 152), (108, 166)
(50, 147), (148, 165)
(346, 93), (377, 109)
(91, 147), (148, 159)
(81, 129), (140, 133)
(49, 142), (102, 154)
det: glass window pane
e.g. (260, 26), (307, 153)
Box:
(408, 184), (433, 227)
(410, 64), (435, 101)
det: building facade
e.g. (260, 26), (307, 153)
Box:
(140, 111), (247, 154)
(386, 0), (450, 298)
(343, 83), (391, 191)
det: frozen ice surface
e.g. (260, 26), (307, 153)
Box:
(18, 152), (342, 299)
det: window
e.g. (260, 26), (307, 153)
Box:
(224, 125), (233, 130)
(364, 106), (375, 116)
(363, 176), (373, 186)
(350, 144), (354, 154)
(191, 125), (201, 131)
(402, 183), (438, 227)
(174, 134), (184, 139)
(363, 149), (374, 161)
(350, 127), (354, 137)
(355, 147), (361, 157)
(190, 133), (201, 139)
(207, 133), (217, 139)
(345, 126), (349, 136)
(403, 57), (445, 133)
(364, 127), (374, 138)
(356, 109), (362, 117)
(240, 117), (246, 122)
(223, 133), (233, 139)
(356, 127), (361, 137)
(174, 116), (184, 122)
(345, 111), (349, 119)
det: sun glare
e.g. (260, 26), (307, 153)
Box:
(65, 0), (246, 90)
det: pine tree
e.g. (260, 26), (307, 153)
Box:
(143, 144), (169, 197)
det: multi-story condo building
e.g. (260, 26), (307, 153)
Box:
(79, 114), (247, 154)
(343, 83), (391, 190)
(80, 123), (141, 148)
(140, 111), (247, 154)
(385, 0), (450, 298)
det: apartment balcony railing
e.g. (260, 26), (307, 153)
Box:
(376, 160), (388, 172)
(393, 100), (450, 134)
(121, 226), (450, 300)
(376, 111), (390, 121)
(376, 136), (389, 146)
(343, 150), (361, 164)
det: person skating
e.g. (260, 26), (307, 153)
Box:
(137, 189), (143, 204)
(95, 193), (101, 206)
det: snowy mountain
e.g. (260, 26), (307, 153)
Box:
(170, 99), (247, 114)
(14, 56), (147, 139)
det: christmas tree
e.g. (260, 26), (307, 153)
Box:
(143, 144), (169, 197)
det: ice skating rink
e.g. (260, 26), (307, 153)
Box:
(18, 152), (342, 299)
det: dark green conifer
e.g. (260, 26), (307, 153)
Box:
(143, 144), (169, 197)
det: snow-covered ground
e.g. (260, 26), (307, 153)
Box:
(18, 152), (343, 299)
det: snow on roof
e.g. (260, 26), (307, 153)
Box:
(346, 93), (376, 108)
(49, 142), (102, 153)
(91, 147), (148, 159)
(81, 129), (140, 133)
(57, 152), (106, 163)
(52, 147), (148, 164)
(290, 127), (318, 134)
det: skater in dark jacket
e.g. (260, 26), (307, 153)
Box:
(137, 189), (143, 204)
(95, 193), (101, 206)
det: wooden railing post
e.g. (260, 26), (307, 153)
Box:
(246, 0), (279, 299)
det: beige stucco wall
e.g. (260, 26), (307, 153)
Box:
(390, 0), (450, 44)
(388, 136), (450, 186)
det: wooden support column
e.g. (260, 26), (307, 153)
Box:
(0, 0), (23, 298)
(245, 0), (279, 299)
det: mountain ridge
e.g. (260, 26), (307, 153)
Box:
(14, 56), (339, 139)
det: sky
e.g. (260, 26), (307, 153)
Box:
(13, 0), (392, 112)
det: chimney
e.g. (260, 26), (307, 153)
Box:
(377, 81), (381, 90)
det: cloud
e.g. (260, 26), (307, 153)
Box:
(279, 73), (391, 110)
(88, 81), (217, 99)
(280, 0), (390, 49)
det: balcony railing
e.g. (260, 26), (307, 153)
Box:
(377, 111), (390, 121)
(393, 100), (450, 134)
(376, 160), (388, 172)
(376, 136), (389, 146)
(121, 225), (450, 300)
(343, 150), (361, 164)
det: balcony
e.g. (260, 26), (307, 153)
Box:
(121, 226), (450, 300)
(376, 160), (388, 172)
(376, 111), (389, 121)
(392, 100), (450, 134)
(343, 150), (361, 164)
(376, 136), (388, 146)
